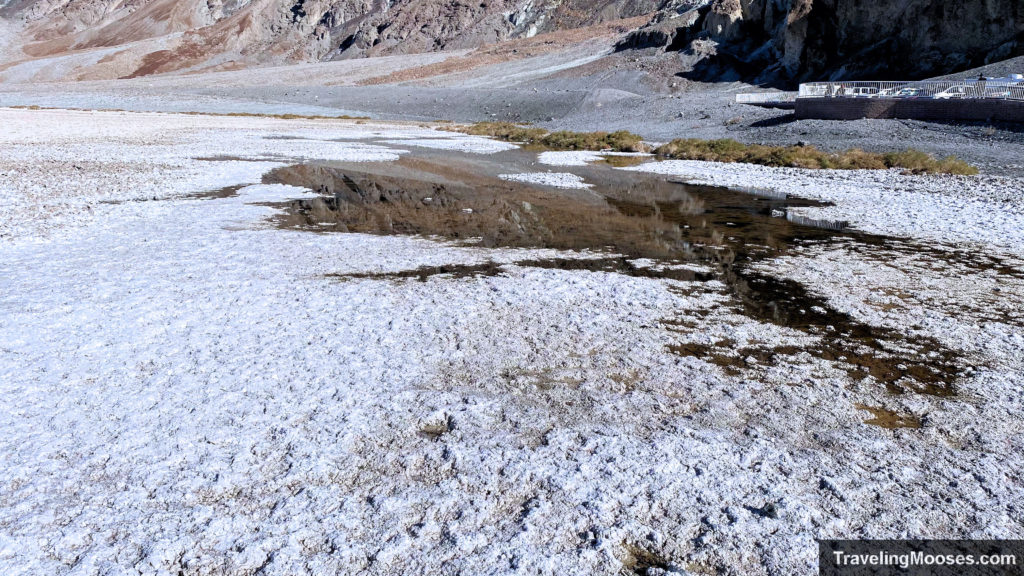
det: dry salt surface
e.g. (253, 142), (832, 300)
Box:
(1, 109), (1023, 576)
(380, 138), (518, 154)
(625, 159), (1024, 407)
(537, 151), (652, 167)
(499, 172), (592, 189)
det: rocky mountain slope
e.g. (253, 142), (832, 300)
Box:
(626, 0), (1024, 82)
(1, 0), (684, 73)
(0, 0), (1021, 84)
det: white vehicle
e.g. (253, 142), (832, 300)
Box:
(802, 84), (830, 97)
(842, 86), (878, 97)
(892, 87), (928, 99)
(933, 85), (973, 99)
(876, 86), (914, 97)
(962, 74), (1024, 98)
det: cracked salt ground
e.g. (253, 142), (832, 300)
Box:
(1, 109), (1023, 576)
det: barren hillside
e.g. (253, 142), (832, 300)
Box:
(0, 0), (1021, 85)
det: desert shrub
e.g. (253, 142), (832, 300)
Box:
(882, 149), (932, 172)
(882, 150), (978, 175)
(539, 130), (646, 152)
(834, 148), (888, 170)
(654, 139), (977, 175)
(930, 157), (979, 176)
(654, 139), (750, 162)
(458, 121), (548, 143)
(453, 122), (647, 152)
(604, 130), (647, 153)
(537, 130), (599, 150)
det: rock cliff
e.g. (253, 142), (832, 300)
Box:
(1, 0), (1021, 82)
(625, 0), (1024, 82)
(3, 0), (674, 63)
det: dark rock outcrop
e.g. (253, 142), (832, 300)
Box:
(624, 0), (1024, 84)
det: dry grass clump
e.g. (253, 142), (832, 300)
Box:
(453, 122), (648, 152)
(654, 138), (977, 175)
(880, 149), (977, 176)
(542, 129), (646, 152)
(458, 121), (548, 143)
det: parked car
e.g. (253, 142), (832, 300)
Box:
(877, 87), (907, 97)
(842, 86), (878, 97)
(843, 86), (876, 96)
(933, 85), (973, 99)
(802, 84), (830, 97)
(962, 74), (1024, 98)
(982, 80), (1024, 99)
(892, 87), (927, 99)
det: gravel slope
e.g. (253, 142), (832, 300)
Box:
(4, 44), (1024, 175)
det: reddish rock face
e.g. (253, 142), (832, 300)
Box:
(2, 0), (668, 74)
(1, 0), (1021, 82)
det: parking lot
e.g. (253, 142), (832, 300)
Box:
(800, 76), (1024, 100)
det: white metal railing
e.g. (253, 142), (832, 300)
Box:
(736, 92), (798, 104)
(798, 79), (1024, 101)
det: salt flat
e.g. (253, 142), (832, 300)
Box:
(1, 108), (1022, 576)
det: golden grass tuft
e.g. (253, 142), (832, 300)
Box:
(881, 150), (978, 176)
(653, 139), (978, 175)
(458, 121), (548, 143)
(452, 122), (648, 152)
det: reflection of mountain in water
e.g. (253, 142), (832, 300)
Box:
(263, 158), (963, 397)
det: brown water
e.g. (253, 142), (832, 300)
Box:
(260, 155), (974, 397)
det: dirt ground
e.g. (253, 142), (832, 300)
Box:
(3, 21), (1024, 176)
